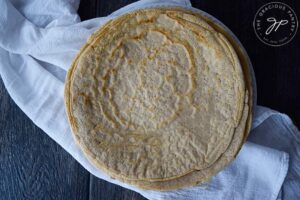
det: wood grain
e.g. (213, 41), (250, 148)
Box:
(89, 176), (145, 200)
(0, 79), (90, 200)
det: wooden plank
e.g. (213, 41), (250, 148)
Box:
(0, 79), (90, 200)
(78, 0), (98, 21)
(95, 0), (138, 17)
(89, 176), (146, 200)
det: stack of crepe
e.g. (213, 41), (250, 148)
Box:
(64, 7), (253, 190)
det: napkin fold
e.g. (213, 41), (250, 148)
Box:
(0, 0), (299, 199)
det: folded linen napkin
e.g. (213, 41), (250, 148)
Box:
(0, 0), (299, 199)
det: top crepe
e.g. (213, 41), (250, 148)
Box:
(65, 7), (250, 187)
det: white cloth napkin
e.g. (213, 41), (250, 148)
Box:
(0, 0), (299, 199)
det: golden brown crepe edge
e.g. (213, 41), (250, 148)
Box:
(64, 7), (253, 190)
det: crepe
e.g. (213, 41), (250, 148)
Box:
(65, 7), (252, 190)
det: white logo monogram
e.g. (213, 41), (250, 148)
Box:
(265, 17), (289, 35)
(253, 2), (298, 46)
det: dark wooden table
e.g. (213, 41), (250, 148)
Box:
(0, 0), (299, 199)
